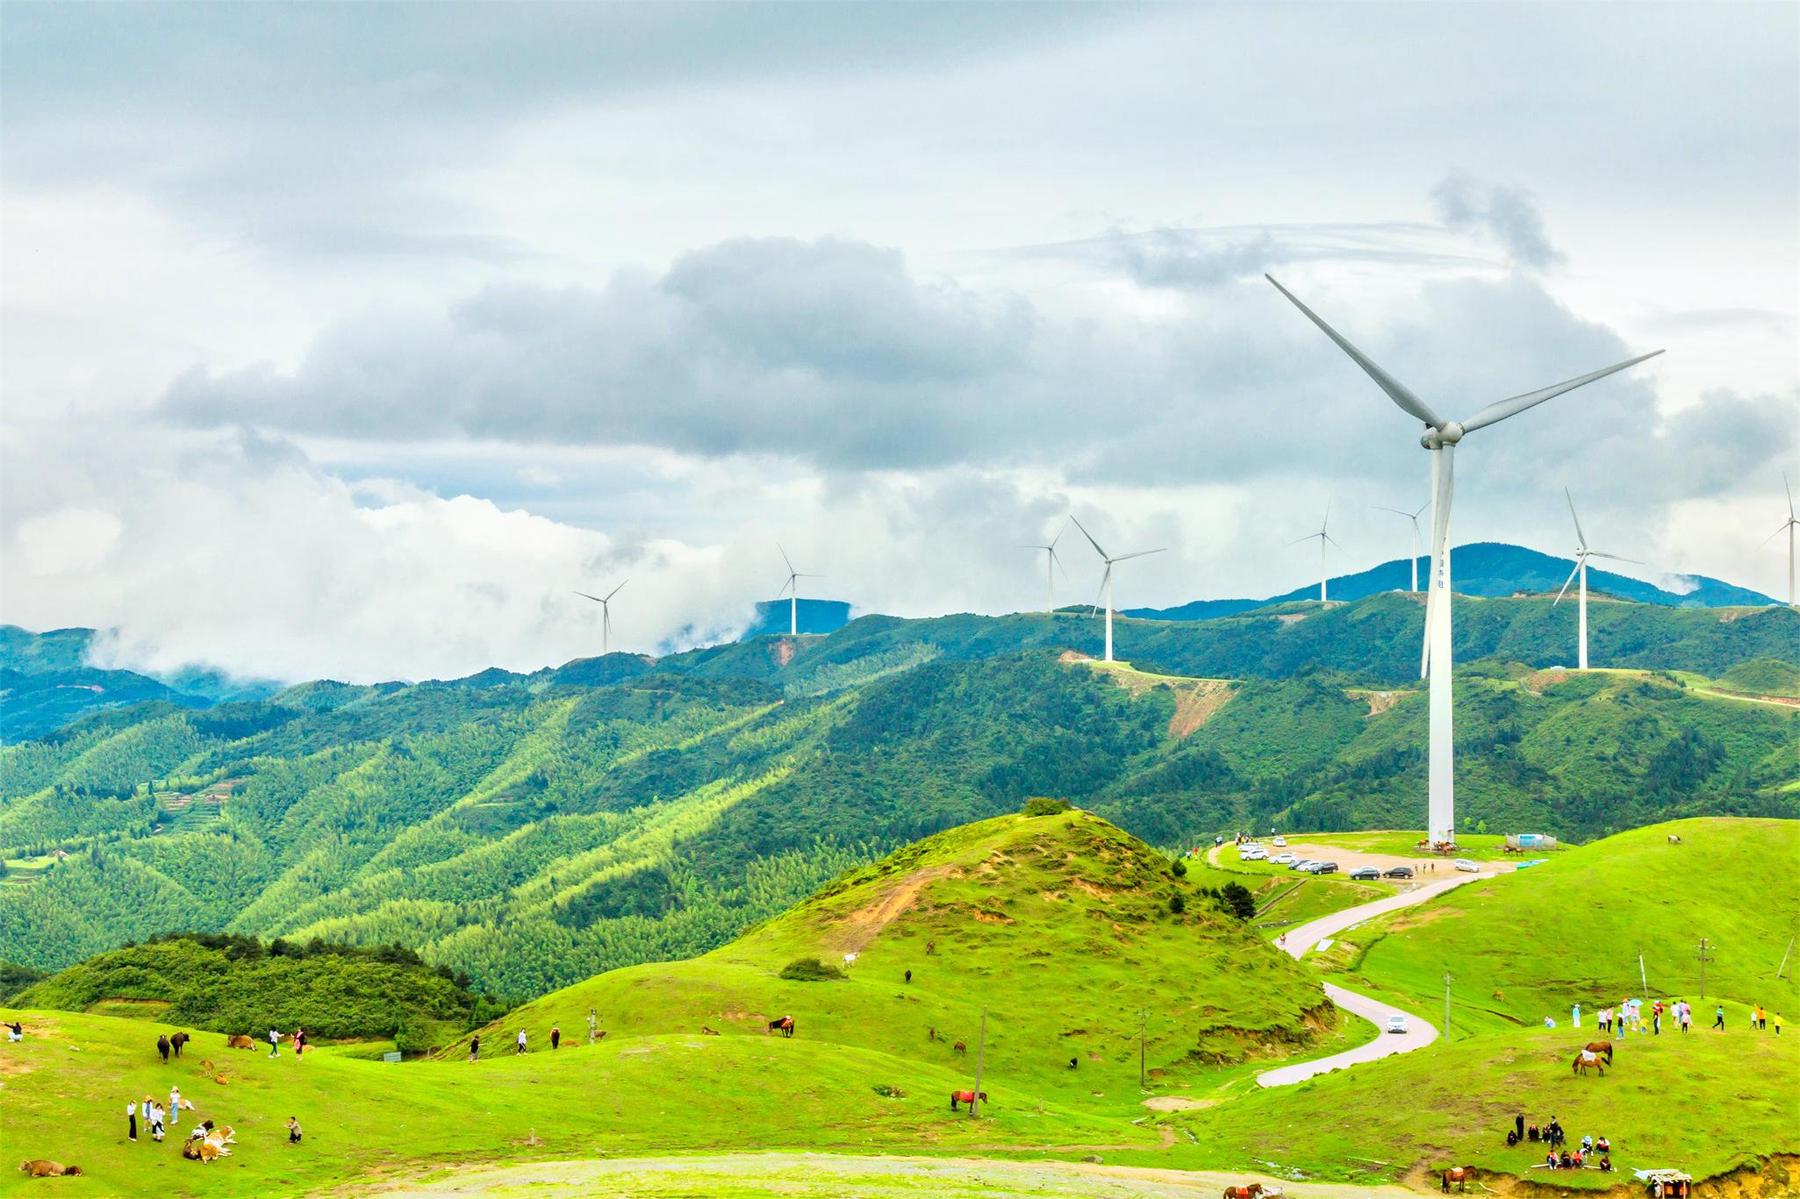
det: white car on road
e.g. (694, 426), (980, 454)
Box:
(1272, 836), (1288, 847)
(1272, 852), (1298, 865)
(1453, 858), (1479, 873)
(1385, 1014), (1408, 1034)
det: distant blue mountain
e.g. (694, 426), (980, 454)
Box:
(1126, 541), (1777, 621)
(739, 599), (853, 639)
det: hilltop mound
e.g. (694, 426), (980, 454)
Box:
(1343, 818), (1800, 1024)
(489, 811), (1331, 1101)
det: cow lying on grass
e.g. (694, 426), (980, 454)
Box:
(18, 1161), (82, 1178)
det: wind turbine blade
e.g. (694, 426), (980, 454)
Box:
(1564, 488), (1587, 550)
(605, 579), (629, 602)
(1111, 547), (1166, 563)
(1553, 558), (1582, 605)
(1787, 470), (1795, 519)
(778, 544), (795, 576)
(1068, 515), (1109, 560)
(1759, 523), (1790, 547)
(1323, 533), (1343, 550)
(1264, 274), (1445, 427)
(1412, 501), (1429, 519)
(1419, 578), (1437, 678)
(1460, 350), (1663, 435)
(1286, 533), (1320, 547)
(1049, 523), (1066, 551)
(1585, 551), (1644, 565)
(1091, 564), (1112, 615)
(1374, 505), (1415, 518)
(573, 591), (603, 603)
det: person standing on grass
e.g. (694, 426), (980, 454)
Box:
(1712, 1004), (1725, 1031)
(468, 1034), (480, 1062)
(287, 1116), (303, 1144)
(1773, 1012), (1783, 1036)
(515, 1028), (527, 1055)
(1572, 1002), (1581, 1029)
(269, 1026), (281, 1057)
(168, 1085), (181, 1129)
(126, 1098), (138, 1142)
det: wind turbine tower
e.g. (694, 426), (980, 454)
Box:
(1070, 516), (1165, 663)
(1290, 507), (1340, 602)
(1021, 521), (1067, 614)
(1555, 489), (1641, 671)
(1375, 501), (1430, 592)
(1767, 472), (1800, 607)
(1267, 274), (1661, 847)
(777, 546), (820, 637)
(573, 580), (628, 656)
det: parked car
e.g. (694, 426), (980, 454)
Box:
(1385, 1014), (1408, 1034)
(1290, 859), (1318, 871)
(1239, 847), (1266, 861)
(1273, 853), (1298, 865)
(1383, 866), (1415, 879)
(1349, 866), (1381, 881)
(1453, 858), (1479, 873)
(1314, 861), (1340, 875)
(1271, 836), (1288, 847)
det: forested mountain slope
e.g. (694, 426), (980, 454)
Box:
(2, 594), (1792, 1000)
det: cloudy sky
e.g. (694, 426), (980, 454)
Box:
(2, 2), (1796, 682)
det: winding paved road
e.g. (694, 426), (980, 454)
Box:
(1256, 873), (1486, 1087)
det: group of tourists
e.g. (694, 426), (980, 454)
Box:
(1508, 1115), (1611, 1172)
(267, 1026), (309, 1056)
(469, 1023), (573, 1061)
(125, 1086), (192, 1143)
(1568, 996), (1781, 1037)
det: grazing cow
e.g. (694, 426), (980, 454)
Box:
(18, 1161), (83, 1178)
(1583, 1040), (1615, 1065)
(1572, 1050), (1605, 1077)
(1667, 834), (1682, 845)
(157, 1035), (170, 1062)
(1068, 1057), (1079, 1069)
(925, 940), (936, 956)
(952, 1040), (967, 1055)
(767, 1016), (795, 1038)
(225, 1034), (255, 1050)
(948, 1089), (988, 1111)
(1441, 1166), (1472, 1193)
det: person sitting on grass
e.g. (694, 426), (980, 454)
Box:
(1559, 1151), (1573, 1170)
(1599, 1155), (1613, 1173)
(1544, 1152), (1558, 1170)
(1596, 1136), (1611, 1155)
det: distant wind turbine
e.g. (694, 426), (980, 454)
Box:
(573, 580), (628, 656)
(1021, 521), (1068, 614)
(1554, 489), (1641, 671)
(1764, 471), (1799, 607)
(1375, 501), (1430, 592)
(1267, 273), (1661, 847)
(1070, 516), (1165, 663)
(777, 545), (822, 637)
(1289, 506), (1341, 603)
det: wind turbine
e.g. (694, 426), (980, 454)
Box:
(1764, 472), (1799, 607)
(777, 545), (821, 637)
(1375, 501), (1430, 592)
(1289, 506), (1341, 603)
(1021, 521), (1068, 614)
(1554, 489), (1642, 671)
(1266, 273), (1661, 847)
(1069, 516), (1164, 663)
(573, 580), (628, 656)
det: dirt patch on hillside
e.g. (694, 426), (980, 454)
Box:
(1142, 1095), (1218, 1112)
(1350, 689), (1406, 717)
(1059, 649), (1094, 664)
(1168, 680), (1235, 738)
(832, 866), (952, 954)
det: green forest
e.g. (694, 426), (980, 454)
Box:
(1, 596), (1794, 1001)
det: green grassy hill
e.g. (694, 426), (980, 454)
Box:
(1334, 818), (1800, 1030)
(485, 810), (1333, 1107)
(13, 934), (500, 1046)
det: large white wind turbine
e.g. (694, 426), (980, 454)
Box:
(1764, 472), (1799, 607)
(1021, 522), (1068, 614)
(1289, 507), (1341, 603)
(573, 580), (628, 656)
(1554, 489), (1642, 671)
(1267, 274), (1661, 847)
(777, 546), (821, 637)
(1375, 501), (1430, 592)
(1070, 516), (1165, 663)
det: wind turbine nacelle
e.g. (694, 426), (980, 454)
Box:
(1421, 421), (1465, 450)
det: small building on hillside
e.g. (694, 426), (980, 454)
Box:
(1506, 833), (1558, 850)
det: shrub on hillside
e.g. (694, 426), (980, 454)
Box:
(1219, 882), (1256, 920)
(1169, 893), (1186, 914)
(779, 957), (847, 981)
(1022, 797), (1072, 817)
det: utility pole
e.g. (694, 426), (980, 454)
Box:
(1697, 939), (1713, 1001)
(968, 1008), (987, 1120)
(1138, 1009), (1147, 1090)
(1443, 971), (1452, 1038)
(1777, 935), (1795, 981)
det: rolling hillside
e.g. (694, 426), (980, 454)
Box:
(0, 616), (1793, 998)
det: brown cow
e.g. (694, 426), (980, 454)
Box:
(18, 1161), (83, 1177)
(225, 1034), (255, 1050)
(952, 1040), (967, 1055)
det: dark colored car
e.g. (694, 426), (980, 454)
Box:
(1383, 866), (1415, 879)
(1314, 861), (1340, 875)
(1349, 866), (1381, 881)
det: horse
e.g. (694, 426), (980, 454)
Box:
(1221, 1186), (1266, 1199)
(952, 1040), (967, 1055)
(1583, 1040), (1614, 1064)
(18, 1158), (79, 1177)
(1572, 1050), (1605, 1076)
(767, 1016), (795, 1038)
(1441, 1166), (1472, 1193)
(948, 1089), (988, 1111)
(225, 1034), (255, 1050)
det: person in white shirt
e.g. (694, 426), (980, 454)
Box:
(515, 1029), (527, 1054)
(127, 1099), (138, 1142)
(268, 1027), (281, 1057)
(168, 1086), (182, 1128)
